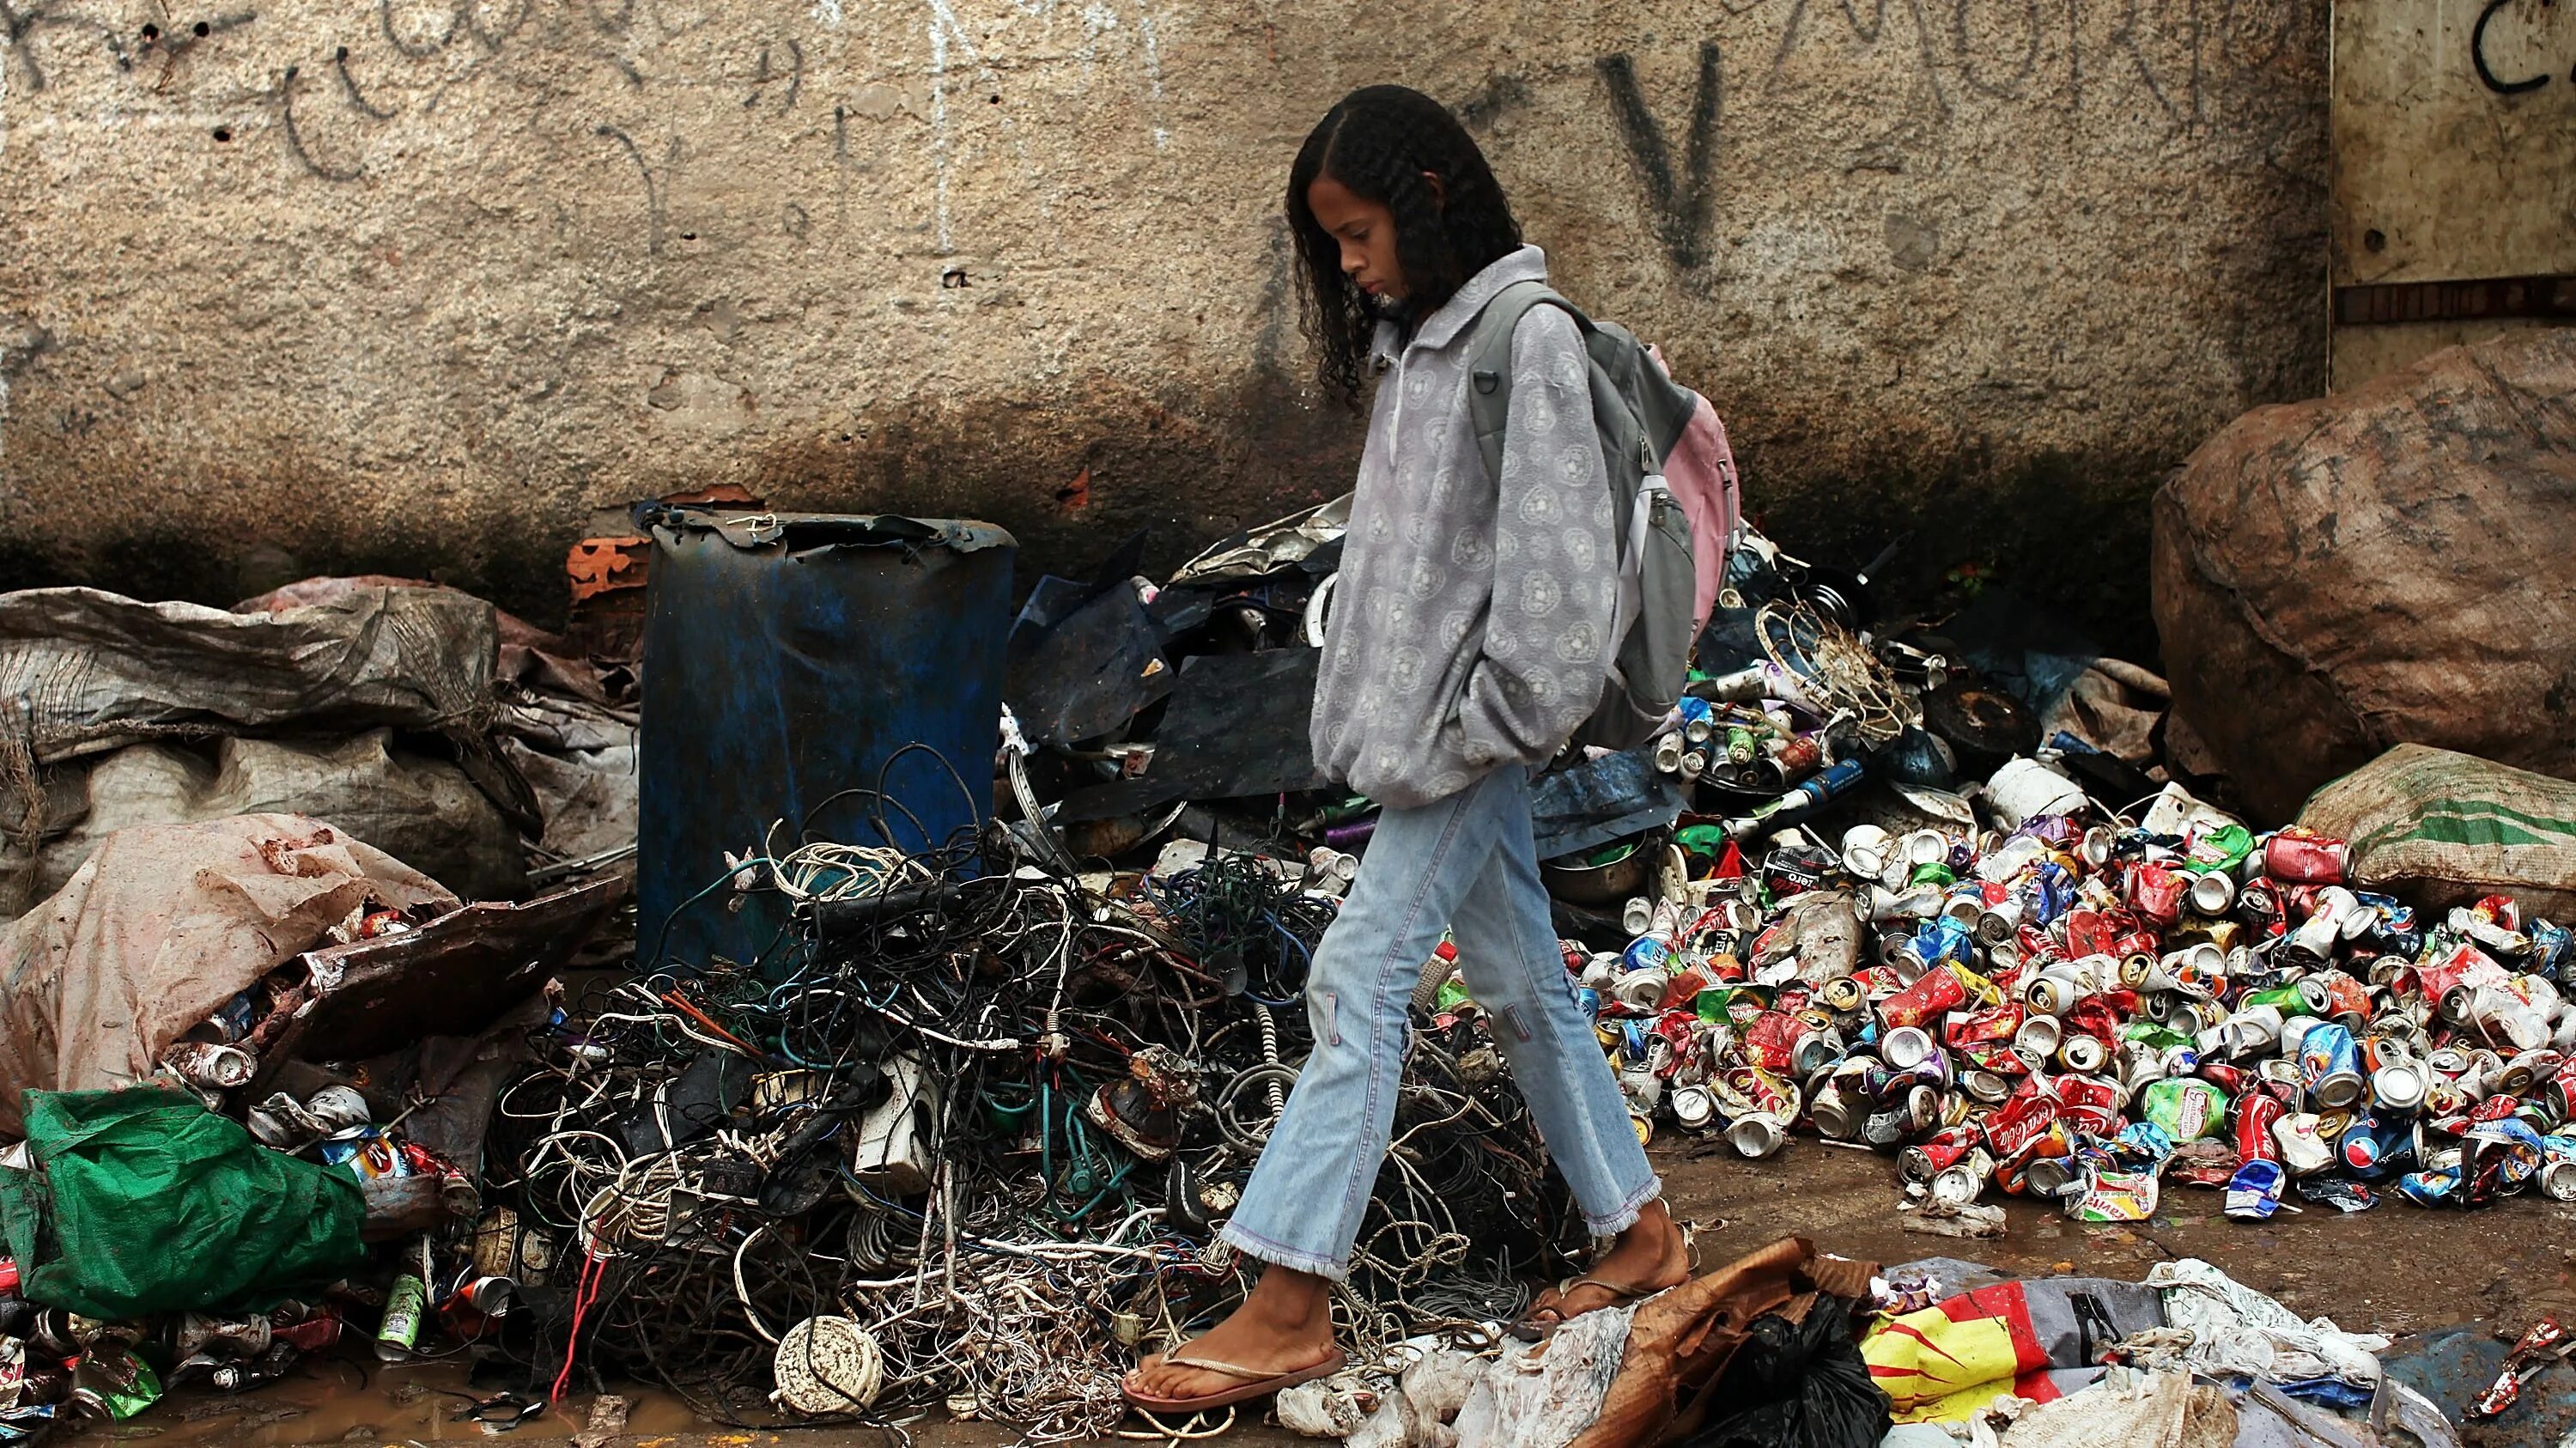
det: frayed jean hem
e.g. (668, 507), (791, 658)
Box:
(1218, 1222), (1352, 1283)
(1583, 1174), (1665, 1239)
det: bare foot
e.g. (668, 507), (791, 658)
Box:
(1123, 1265), (1340, 1407)
(1522, 1198), (1692, 1332)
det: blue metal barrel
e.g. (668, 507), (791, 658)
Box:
(634, 506), (1016, 970)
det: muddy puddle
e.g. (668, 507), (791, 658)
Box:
(58, 1364), (715, 1448)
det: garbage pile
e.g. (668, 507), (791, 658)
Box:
(1276, 1235), (1888, 1448)
(1862, 1253), (2460, 1447)
(0, 811), (620, 1442)
(1278, 1241), (2459, 1448)
(0, 576), (638, 923)
(1001, 502), (2576, 1233)
(472, 816), (1570, 1442)
(1551, 762), (2576, 1224)
(0, 464), (2563, 1448)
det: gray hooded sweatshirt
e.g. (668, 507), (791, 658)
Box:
(1311, 245), (1615, 810)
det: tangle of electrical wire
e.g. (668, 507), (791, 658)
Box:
(479, 801), (1575, 1444)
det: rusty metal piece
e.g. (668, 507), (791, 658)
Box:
(566, 537), (651, 604)
(248, 878), (622, 1092)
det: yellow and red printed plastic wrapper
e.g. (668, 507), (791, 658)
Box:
(1864, 1281), (2101, 1423)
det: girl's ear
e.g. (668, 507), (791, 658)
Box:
(1421, 170), (1446, 207)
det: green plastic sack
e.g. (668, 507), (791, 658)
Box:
(2300, 744), (2576, 922)
(0, 1087), (365, 1319)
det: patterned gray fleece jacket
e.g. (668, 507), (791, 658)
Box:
(1311, 245), (1615, 811)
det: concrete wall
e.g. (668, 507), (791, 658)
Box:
(2328, 0), (2576, 387)
(0, 0), (2325, 648)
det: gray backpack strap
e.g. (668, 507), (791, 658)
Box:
(1465, 281), (1589, 487)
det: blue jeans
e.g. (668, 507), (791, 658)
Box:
(1219, 765), (1662, 1280)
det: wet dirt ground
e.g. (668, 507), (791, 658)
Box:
(68, 1144), (2576, 1448)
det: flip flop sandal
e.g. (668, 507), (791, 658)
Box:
(1120, 1348), (1348, 1415)
(1510, 1231), (1703, 1342)
(1509, 1275), (1670, 1342)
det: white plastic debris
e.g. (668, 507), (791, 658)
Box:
(1398, 1347), (1488, 1426)
(1449, 1305), (1635, 1448)
(1343, 1387), (1425, 1448)
(1276, 1377), (1375, 1438)
(1901, 1198), (2007, 1239)
(1996, 1366), (2233, 1447)
(2142, 1259), (2387, 1390)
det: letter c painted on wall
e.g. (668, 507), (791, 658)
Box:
(2471, 0), (2552, 94)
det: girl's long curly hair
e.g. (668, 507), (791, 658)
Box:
(1286, 85), (1522, 407)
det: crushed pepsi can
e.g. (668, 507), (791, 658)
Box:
(2299, 1022), (2366, 1110)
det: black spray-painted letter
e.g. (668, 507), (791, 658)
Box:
(1597, 41), (1722, 271)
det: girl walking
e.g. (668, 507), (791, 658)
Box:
(1122, 85), (1689, 1415)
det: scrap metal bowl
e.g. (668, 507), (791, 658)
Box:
(1540, 839), (1652, 907)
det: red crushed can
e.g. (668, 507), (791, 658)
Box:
(1944, 1002), (2025, 1047)
(2468, 1094), (2524, 1124)
(1680, 905), (1734, 945)
(1985, 958), (2034, 1000)
(2471, 894), (2523, 934)
(2418, 942), (2510, 1008)
(1900, 1125), (1982, 1180)
(1962, 1042), (2033, 1078)
(2128, 864), (2186, 928)
(2468, 1317), (2567, 1419)
(1851, 965), (1907, 1001)
(2265, 828), (2350, 885)
(2237, 879), (2287, 936)
(2015, 922), (2059, 964)
(2321, 972), (2372, 1023)
(1997, 1122), (2076, 1194)
(2198, 1062), (2249, 1095)
(2055, 1074), (2125, 1135)
(1984, 1087), (2061, 1159)
(2548, 1060), (2576, 1122)
(1722, 1065), (1795, 1121)
(2235, 1092), (2284, 1165)
(1741, 1011), (1812, 1074)
(1658, 967), (1714, 1012)
(2063, 907), (2117, 959)
(2111, 932), (2165, 970)
(1880, 965), (1970, 1030)
(270, 1305), (343, 1353)
(1649, 1013), (1700, 1077)
(2063, 997), (2125, 1043)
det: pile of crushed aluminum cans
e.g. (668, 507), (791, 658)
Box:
(1452, 761), (2576, 1221)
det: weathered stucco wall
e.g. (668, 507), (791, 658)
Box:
(0, 0), (2324, 645)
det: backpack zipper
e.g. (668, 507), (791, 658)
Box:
(1388, 352), (1406, 449)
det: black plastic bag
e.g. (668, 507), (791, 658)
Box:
(1677, 1294), (1892, 1448)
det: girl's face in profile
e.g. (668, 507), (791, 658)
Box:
(1304, 174), (1406, 306)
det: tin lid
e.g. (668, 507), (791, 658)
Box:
(1881, 1025), (1935, 1071)
(1670, 1086), (1716, 1129)
(2312, 1070), (2366, 1110)
(1930, 1165), (1986, 1207)
(2372, 1063), (2427, 1110)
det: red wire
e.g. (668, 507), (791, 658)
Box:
(549, 1250), (607, 1403)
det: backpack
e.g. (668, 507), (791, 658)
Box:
(1463, 280), (1742, 751)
